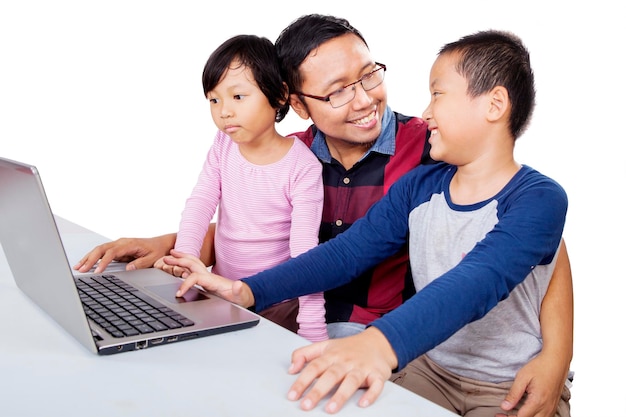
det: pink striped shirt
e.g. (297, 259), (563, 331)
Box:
(175, 130), (327, 341)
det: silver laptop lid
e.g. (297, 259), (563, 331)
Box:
(0, 157), (98, 353)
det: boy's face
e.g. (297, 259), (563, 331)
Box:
(289, 34), (387, 148)
(206, 62), (277, 145)
(422, 52), (490, 165)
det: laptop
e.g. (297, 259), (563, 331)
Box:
(0, 156), (259, 355)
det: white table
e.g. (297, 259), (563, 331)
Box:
(0, 216), (456, 417)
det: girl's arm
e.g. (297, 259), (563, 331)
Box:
(289, 148), (327, 342)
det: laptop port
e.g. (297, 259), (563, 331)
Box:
(135, 340), (148, 349)
(151, 337), (164, 345)
(166, 336), (178, 343)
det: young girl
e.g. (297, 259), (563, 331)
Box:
(155, 35), (327, 342)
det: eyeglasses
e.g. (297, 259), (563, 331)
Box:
(296, 62), (386, 108)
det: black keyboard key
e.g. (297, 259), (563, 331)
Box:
(76, 275), (194, 338)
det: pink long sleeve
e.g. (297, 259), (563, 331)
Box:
(297, 292), (328, 341)
(286, 146), (328, 341)
(173, 137), (222, 258)
(176, 131), (327, 341)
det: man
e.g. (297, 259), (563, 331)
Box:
(75, 14), (572, 416)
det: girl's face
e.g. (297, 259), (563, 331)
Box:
(206, 61), (277, 145)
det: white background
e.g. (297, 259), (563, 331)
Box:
(2, 1), (624, 414)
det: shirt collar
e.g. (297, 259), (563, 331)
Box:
(310, 106), (396, 163)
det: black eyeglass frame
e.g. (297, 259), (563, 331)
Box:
(295, 62), (387, 108)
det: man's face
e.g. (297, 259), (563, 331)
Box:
(290, 34), (387, 147)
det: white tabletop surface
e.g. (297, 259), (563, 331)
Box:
(0, 216), (456, 417)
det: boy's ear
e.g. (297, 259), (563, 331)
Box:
(486, 86), (510, 122)
(289, 94), (311, 120)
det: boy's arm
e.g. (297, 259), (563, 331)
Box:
(500, 239), (573, 417)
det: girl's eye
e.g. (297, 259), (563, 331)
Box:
(208, 98), (218, 104)
(233, 94), (244, 100)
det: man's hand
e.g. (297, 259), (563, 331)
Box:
(497, 240), (572, 417)
(73, 234), (176, 274)
(497, 351), (568, 417)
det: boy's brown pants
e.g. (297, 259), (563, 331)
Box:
(391, 354), (571, 417)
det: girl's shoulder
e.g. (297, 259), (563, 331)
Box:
(288, 135), (321, 163)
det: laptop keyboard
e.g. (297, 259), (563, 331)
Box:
(76, 274), (195, 338)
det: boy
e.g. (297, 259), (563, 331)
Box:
(165, 29), (572, 416)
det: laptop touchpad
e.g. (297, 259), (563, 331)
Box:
(146, 283), (209, 304)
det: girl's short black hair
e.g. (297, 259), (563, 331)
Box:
(202, 34), (289, 122)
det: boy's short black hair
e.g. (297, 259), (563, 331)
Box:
(275, 14), (368, 95)
(202, 34), (289, 122)
(440, 30), (535, 139)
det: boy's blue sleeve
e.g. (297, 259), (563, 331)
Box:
(372, 174), (568, 369)
(242, 170), (418, 312)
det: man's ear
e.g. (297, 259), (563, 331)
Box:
(289, 94), (310, 120)
(279, 82), (289, 107)
(486, 86), (509, 122)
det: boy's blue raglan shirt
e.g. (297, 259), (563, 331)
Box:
(242, 162), (567, 370)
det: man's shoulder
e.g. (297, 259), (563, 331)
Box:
(391, 111), (434, 165)
(290, 125), (316, 148)
(395, 112), (428, 135)
(395, 111), (423, 124)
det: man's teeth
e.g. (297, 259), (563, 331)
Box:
(353, 112), (375, 125)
